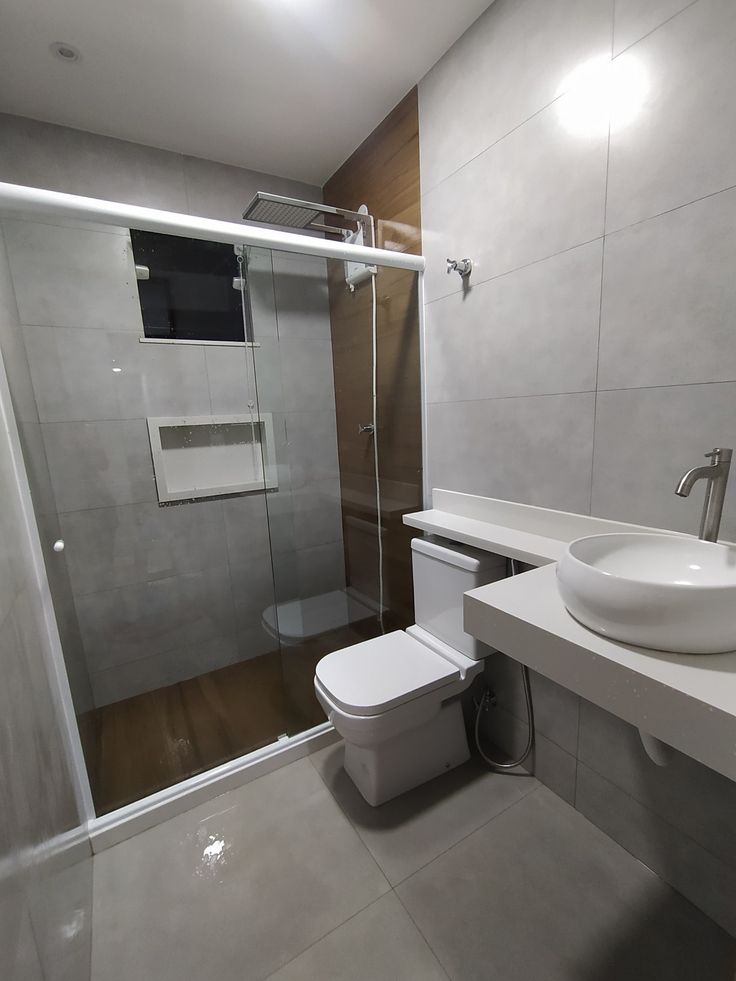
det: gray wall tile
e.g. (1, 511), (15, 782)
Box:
(90, 634), (243, 705)
(419, 0), (613, 193)
(76, 566), (235, 672)
(613, 0), (697, 55)
(222, 493), (273, 561)
(237, 624), (279, 662)
(279, 338), (336, 413)
(578, 700), (736, 869)
(42, 419), (157, 511)
(576, 762), (736, 937)
(606, 0), (736, 230)
(591, 383), (736, 539)
(295, 542), (346, 599)
(421, 97), (608, 304)
(291, 479), (343, 551)
(24, 325), (210, 422)
(0, 113), (188, 212)
(283, 411), (340, 488)
(272, 252), (331, 339)
(60, 500), (228, 595)
(229, 554), (278, 632)
(479, 704), (577, 805)
(599, 187), (736, 390)
(427, 393), (595, 513)
(205, 346), (263, 415)
(3, 220), (141, 331)
(426, 240), (602, 403)
(182, 155), (320, 222)
(419, 0), (736, 936)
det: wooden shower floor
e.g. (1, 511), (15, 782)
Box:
(81, 623), (375, 816)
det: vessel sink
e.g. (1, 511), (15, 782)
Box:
(556, 533), (736, 654)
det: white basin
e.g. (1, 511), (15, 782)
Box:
(556, 533), (736, 654)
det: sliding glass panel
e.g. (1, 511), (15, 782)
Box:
(0, 215), (287, 814)
(251, 247), (423, 734)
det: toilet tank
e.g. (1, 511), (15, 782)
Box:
(411, 537), (506, 659)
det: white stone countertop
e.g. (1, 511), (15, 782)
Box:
(403, 489), (736, 781)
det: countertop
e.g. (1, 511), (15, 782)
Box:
(403, 489), (736, 781)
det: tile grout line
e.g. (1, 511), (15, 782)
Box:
(421, 0), (703, 203)
(587, 0), (615, 519)
(576, 757), (736, 875)
(424, 170), (736, 310)
(491, 700), (578, 762)
(258, 892), (395, 981)
(573, 698), (583, 809)
(423, 234), (605, 308)
(389, 780), (542, 889)
(391, 889), (455, 981)
(309, 749), (541, 891)
(612, 0), (702, 60)
(426, 377), (736, 410)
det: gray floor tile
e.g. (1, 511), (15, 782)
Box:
(397, 786), (735, 981)
(91, 758), (389, 981)
(265, 893), (449, 981)
(310, 742), (537, 886)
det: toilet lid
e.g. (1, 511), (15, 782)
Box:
(315, 630), (460, 717)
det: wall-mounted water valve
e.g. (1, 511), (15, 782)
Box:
(446, 257), (473, 279)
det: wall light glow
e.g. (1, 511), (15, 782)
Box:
(556, 54), (648, 138)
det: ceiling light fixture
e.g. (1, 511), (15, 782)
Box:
(50, 42), (80, 63)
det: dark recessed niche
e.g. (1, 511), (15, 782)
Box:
(130, 230), (251, 342)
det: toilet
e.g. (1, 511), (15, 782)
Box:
(314, 537), (506, 805)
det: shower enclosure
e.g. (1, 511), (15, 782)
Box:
(0, 183), (423, 818)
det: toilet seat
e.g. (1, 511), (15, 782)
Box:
(315, 630), (460, 717)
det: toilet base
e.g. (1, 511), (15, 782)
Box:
(343, 698), (470, 806)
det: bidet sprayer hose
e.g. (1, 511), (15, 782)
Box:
(474, 558), (535, 769)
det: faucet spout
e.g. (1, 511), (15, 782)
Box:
(676, 464), (715, 498)
(674, 447), (732, 542)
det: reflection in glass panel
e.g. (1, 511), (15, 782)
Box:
(0, 213), (422, 814)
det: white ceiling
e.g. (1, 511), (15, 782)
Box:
(0, 0), (493, 185)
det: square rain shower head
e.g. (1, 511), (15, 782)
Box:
(242, 193), (374, 249)
(242, 192), (324, 230)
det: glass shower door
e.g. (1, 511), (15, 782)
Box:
(248, 246), (391, 734)
(1, 213), (290, 814)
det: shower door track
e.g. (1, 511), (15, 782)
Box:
(88, 721), (339, 853)
(0, 180), (426, 851)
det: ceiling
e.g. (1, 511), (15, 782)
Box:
(0, 0), (493, 186)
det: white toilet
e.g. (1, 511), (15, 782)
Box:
(314, 537), (506, 805)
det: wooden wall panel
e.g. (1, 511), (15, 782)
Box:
(323, 88), (422, 629)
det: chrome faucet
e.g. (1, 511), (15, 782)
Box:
(675, 447), (732, 542)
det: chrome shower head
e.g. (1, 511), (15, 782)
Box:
(242, 192), (375, 247)
(243, 192), (323, 229)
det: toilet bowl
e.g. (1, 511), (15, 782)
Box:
(314, 538), (506, 806)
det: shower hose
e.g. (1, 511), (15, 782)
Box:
(474, 557), (536, 769)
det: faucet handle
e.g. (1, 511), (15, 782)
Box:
(705, 447), (733, 462)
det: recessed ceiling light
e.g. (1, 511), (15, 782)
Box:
(50, 42), (80, 63)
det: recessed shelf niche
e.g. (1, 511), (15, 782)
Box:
(147, 413), (278, 503)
